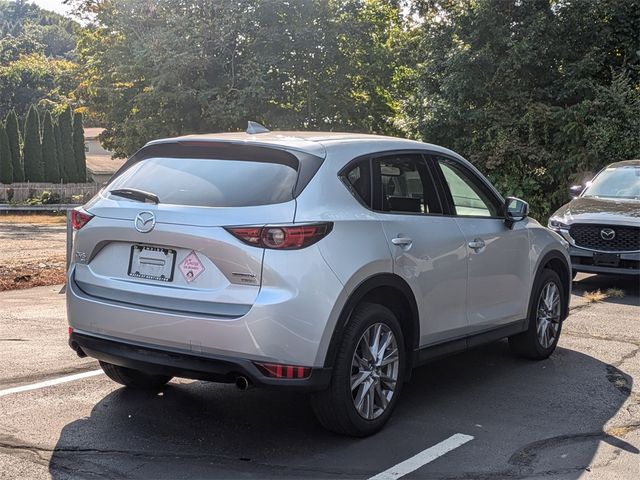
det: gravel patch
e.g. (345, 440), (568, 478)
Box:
(0, 223), (66, 291)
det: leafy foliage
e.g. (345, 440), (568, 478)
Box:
(4, 109), (23, 181)
(72, 111), (86, 181)
(57, 105), (77, 182)
(0, 0), (79, 119)
(0, 122), (12, 183)
(401, 0), (640, 219)
(22, 104), (43, 181)
(54, 120), (64, 181)
(41, 110), (60, 182)
(1, 0), (638, 212)
(75, 0), (406, 157)
(0, 51), (77, 120)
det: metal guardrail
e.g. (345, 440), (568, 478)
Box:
(0, 204), (80, 214)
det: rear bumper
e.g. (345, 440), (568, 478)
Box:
(70, 331), (332, 391)
(67, 240), (345, 367)
(570, 246), (640, 276)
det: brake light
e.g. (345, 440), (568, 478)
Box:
(226, 223), (332, 249)
(255, 362), (311, 379)
(71, 208), (94, 230)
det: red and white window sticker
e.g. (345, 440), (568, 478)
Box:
(179, 251), (205, 282)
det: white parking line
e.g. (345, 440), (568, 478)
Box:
(368, 433), (474, 480)
(0, 369), (104, 398)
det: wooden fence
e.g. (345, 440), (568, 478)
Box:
(0, 182), (100, 203)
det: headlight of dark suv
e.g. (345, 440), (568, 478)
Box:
(548, 219), (570, 230)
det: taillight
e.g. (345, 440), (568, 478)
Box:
(71, 208), (94, 230)
(255, 362), (311, 379)
(226, 223), (332, 250)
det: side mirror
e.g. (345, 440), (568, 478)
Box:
(569, 184), (585, 199)
(505, 197), (529, 228)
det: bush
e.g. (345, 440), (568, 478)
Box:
(0, 123), (13, 183)
(26, 190), (62, 205)
(22, 105), (44, 182)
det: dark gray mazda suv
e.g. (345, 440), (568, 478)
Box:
(549, 160), (640, 277)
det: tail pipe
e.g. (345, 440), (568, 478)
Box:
(235, 376), (252, 391)
(69, 340), (87, 358)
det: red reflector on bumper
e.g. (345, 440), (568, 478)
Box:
(255, 362), (311, 379)
(68, 327), (74, 335)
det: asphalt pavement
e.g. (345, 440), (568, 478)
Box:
(0, 274), (638, 479)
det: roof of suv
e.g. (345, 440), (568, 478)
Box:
(145, 131), (437, 158)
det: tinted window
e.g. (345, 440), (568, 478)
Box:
(344, 160), (372, 207)
(436, 158), (500, 217)
(375, 155), (442, 214)
(107, 157), (298, 207)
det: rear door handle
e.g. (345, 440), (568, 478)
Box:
(468, 238), (485, 251)
(392, 237), (413, 246)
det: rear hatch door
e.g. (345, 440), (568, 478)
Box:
(73, 141), (317, 318)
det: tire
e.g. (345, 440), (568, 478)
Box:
(311, 303), (406, 437)
(99, 361), (172, 389)
(509, 268), (566, 360)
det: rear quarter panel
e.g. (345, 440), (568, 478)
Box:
(294, 145), (395, 365)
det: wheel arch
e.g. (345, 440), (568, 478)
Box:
(323, 273), (420, 374)
(529, 249), (571, 325)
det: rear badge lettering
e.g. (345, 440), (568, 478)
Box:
(179, 251), (205, 282)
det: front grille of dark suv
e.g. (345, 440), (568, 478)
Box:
(569, 224), (640, 252)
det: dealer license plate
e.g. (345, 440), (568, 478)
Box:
(128, 245), (176, 282)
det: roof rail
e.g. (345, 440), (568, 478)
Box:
(246, 121), (270, 134)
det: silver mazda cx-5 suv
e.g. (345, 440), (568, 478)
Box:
(67, 127), (571, 436)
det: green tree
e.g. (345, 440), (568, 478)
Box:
(41, 110), (59, 182)
(0, 123), (13, 184)
(0, 52), (77, 120)
(53, 120), (64, 181)
(58, 105), (77, 182)
(72, 111), (87, 181)
(401, 0), (640, 220)
(5, 109), (23, 181)
(22, 104), (43, 182)
(0, 1), (79, 119)
(75, 0), (406, 157)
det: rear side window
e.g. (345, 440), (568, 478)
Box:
(374, 154), (442, 214)
(343, 160), (372, 207)
(107, 157), (299, 207)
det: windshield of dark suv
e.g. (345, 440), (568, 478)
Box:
(583, 165), (640, 200)
(106, 156), (299, 207)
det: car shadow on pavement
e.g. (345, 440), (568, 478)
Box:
(48, 340), (636, 479)
(572, 274), (640, 306)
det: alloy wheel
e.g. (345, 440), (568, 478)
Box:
(536, 281), (561, 349)
(350, 323), (400, 420)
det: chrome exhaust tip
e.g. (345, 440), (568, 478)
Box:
(235, 376), (251, 391)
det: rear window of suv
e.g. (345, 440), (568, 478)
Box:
(107, 152), (301, 208)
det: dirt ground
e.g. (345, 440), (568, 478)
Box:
(0, 218), (67, 291)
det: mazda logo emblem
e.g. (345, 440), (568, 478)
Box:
(134, 211), (156, 233)
(600, 228), (615, 241)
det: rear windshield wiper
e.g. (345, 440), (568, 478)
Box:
(109, 188), (160, 204)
